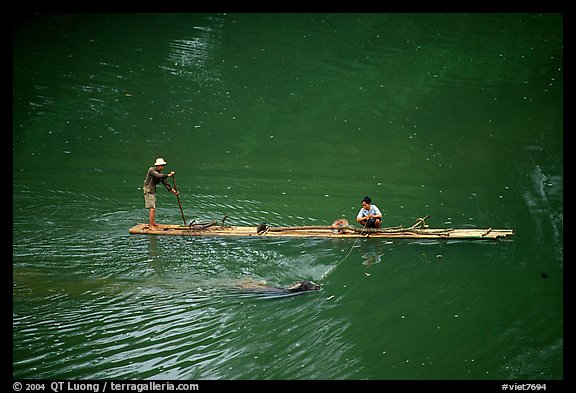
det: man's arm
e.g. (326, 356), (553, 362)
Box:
(161, 172), (178, 194)
(356, 211), (368, 224)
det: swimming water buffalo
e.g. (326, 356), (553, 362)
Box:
(237, 279), (321, 295)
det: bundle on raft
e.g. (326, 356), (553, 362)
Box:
(129, 216), (514, 240)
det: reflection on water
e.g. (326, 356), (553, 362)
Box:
(359, 239), (386, 267)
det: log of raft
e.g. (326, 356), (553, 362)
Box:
(128, 217), (514, 240)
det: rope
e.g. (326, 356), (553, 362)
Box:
(338, 235), (362, 264)
(319, 218), (371, 281)
(319, 236), (362, 282)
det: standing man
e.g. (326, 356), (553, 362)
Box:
(143, 158), (178, 228)
(356, 196), (383, 228)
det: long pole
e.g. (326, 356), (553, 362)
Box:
(172, 174), (187, 226)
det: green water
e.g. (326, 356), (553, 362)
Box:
(13, 13), (562, 380)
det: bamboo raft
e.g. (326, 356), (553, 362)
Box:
(128, 216), (514, 240)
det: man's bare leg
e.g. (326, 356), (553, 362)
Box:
(149, 207), (157, 227)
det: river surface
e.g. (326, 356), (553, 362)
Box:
(13, 13), (563, 381)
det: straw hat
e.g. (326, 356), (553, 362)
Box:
(154, 158), (167, 166)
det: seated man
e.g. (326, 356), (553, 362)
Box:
(356, 196), (382, 228)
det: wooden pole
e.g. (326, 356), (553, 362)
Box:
(172, 175), (187, 226)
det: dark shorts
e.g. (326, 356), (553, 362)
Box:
(365, 217), (381, 228)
